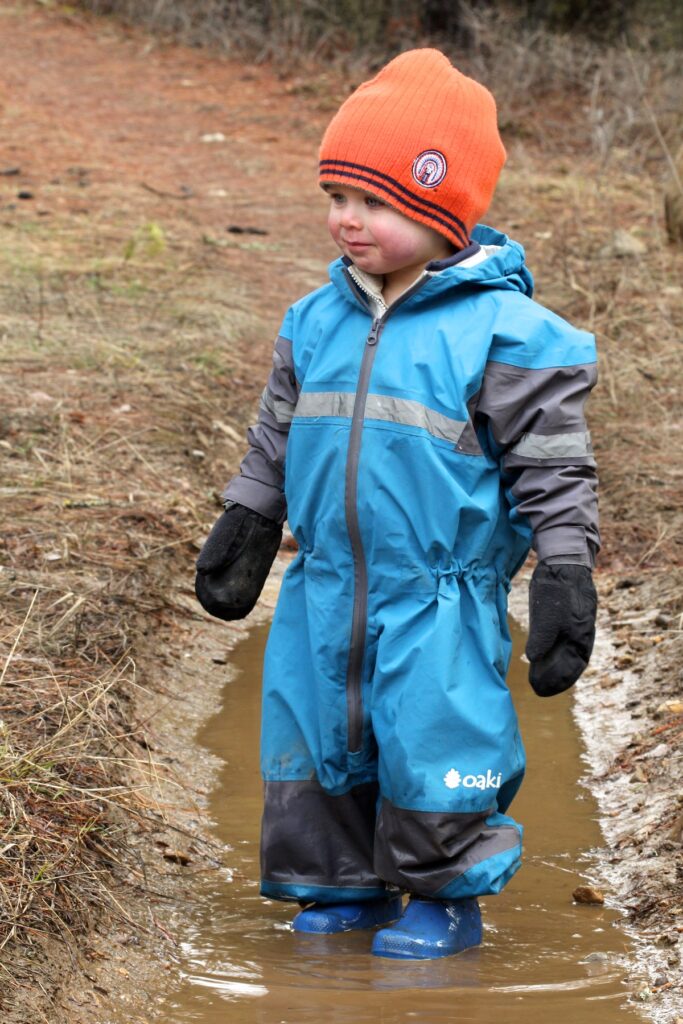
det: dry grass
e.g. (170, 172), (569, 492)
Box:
(508, 165), (683, 575)
(0, 209), (260, 998)
(460, 18), (683, 578)
(1, 624), (143, 951)
(73, 0), (682, 162)
(456, 10), (681, 166)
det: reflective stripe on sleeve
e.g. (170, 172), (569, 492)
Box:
(509, 430), (592, 460)
(259, 386), (298, 425)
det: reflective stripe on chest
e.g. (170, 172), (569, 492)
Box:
(294, 391), (468, 446)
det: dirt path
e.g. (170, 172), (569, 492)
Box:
(1, 4), (682, 1022)
(0, 1), (336, 293)
(1, 7), (335, 1020)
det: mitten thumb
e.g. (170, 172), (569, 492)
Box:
(525, 613), (561, 662)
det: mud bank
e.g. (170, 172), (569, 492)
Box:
(577, 576), (683, 1020)
(511, 571), (683, 1021)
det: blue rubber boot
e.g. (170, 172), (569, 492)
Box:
(292, 895), (403, 934)
(371, 897), (482, 959)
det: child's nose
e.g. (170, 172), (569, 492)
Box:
(339, 203), (363, 229)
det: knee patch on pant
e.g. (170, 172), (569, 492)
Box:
(374, 799), (523, 898)
(260, 779), (388, 902)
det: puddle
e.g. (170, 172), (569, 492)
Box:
(157, 618), (639, 1023)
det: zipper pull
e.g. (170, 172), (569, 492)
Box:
(367, 319), (381, 346)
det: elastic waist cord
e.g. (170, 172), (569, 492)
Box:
(434, 562), (511, 589)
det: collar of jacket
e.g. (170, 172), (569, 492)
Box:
(329, 223), (534, 314)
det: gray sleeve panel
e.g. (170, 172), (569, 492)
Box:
(264, 334), (300, 411)
(510, 466), (600, 560)
(478, 360), (600, 558)
(478, 361), (598, 446)
(222, 335), (299, 525)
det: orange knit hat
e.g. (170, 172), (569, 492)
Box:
(319, 49), (506, 249)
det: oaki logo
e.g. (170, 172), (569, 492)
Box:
(443, 768), (502, 791)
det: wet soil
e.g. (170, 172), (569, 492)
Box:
(510, 578), (683, 1021)
(571, 576), (683, 1019)
(41, 567), (681, 1024)
(146, 619), (637, 1024)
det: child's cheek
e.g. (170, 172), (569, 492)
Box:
(327, 210), (342, 246)
(382, 231), (414, 264)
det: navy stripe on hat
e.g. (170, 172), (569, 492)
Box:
(320, 158), (469, 246)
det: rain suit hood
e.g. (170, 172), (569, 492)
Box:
(328, 225), (534, 315)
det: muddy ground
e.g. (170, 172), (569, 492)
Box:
(0, 3), (682, 1022)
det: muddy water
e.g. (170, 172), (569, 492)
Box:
(159, 618), (638, 1023)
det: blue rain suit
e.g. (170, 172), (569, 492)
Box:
(224, 226), (599, 903)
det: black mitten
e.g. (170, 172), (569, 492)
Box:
(195, 501), (282, 621)
(526, 562), (597, 697)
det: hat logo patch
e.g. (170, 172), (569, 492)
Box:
(412, 150), (447, 188)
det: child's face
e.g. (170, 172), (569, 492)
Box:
(325, 184), (453, 278)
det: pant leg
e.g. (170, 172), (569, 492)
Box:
(259, 554), (387, 903)
(371, 571), (525, 898)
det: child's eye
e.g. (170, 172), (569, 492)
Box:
(365, 196), (384, 208)
(329, 192), (346, 205)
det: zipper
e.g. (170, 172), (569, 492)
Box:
(344, 316), (382, 752)
(342, 274), (430, 754)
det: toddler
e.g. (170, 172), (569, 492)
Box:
(195, 48), (599, 960)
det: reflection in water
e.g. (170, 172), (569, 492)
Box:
(157, 619), (637, 1024)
